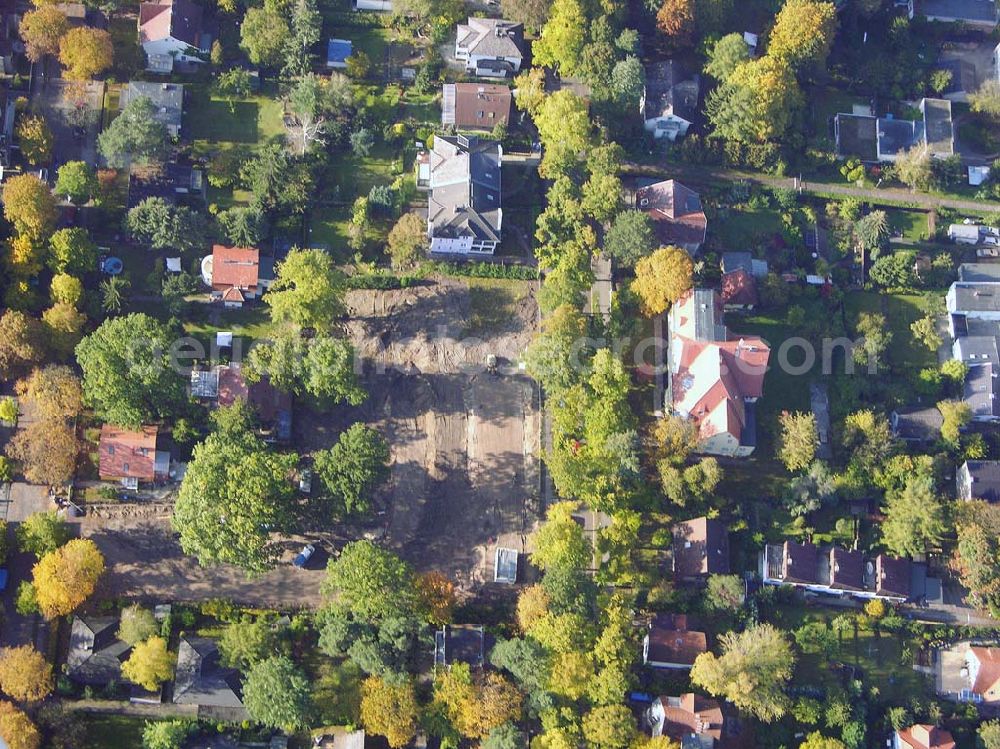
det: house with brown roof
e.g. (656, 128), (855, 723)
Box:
(672, 517), (729, 581)
(441, 83), (512, 131)
(667, 289), (770, 457)
(201, 245), (272, 308)
(894, 725), (956, 749)
(642, 614), (707, 670)
(646, 693), (723, 746)
(761, 541), (913, 602)
(720, 268), (758, 310)
(98, 425), (170, 489)
(636, 179), (707, 253)
(190, 363), (292, 443)
(138, 0), (208, 73)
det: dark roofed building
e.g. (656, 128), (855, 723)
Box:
(641, 61), (699, 141)
(829, 547), (864, 591)
(127, 162), (203, 209)
(891, 406), (945, 443)
(964, 363), (1000, 422)
(874, 554), (911, 600)
(913, 0), (998, 27)
(428, 135), (502, 256)
(121, 81), (184, 137)
(434, 625), (486, 669)
(878, 117), (924, 160)
(643, 614), (707, 669)
(922, 98), (954, 157)
(441, 83), (512, 130)
(957, 460), (1000, 503)
(67, 616), (131, 685)
(720, 268), (758, 309)
(958, 263), (1000, 283)
(636, 179), (706, 252)
(217, 364), (292, 443)
(781, 541), (819, 585)
(834, 113), (878, 162)
(673, 516), (729, 580)
(173, 636), (247, 720)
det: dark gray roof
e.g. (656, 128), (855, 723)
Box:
(891, 406), (944, 441)
(122, 82), (183, 130)
(954, 336), (999, 366)
(922, 98), (954, 155)
(173, 636), (246, 712)
(721, 252), (752, 274)
(835, 113), (878, 161)
(434, 625), (486, 668)
(878, 117), (923, 157)
(643, 61), (699, 124)
(952, 283), (1000, 313)
(918, 0), (998, 23)
(962, 460), (1000, 503)
(690, 288), (727, 341)
(936, 58), (976, 95)
(959, 263), (1000, 283)
(67, 616), (131, 685)
(428, 135), (501, 242)
(964, 363), (1000, 420)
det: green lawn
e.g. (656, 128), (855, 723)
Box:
(708, 206), (786, 250)
(80, 714), (147, 749)
(182, 304), (275, 343)
(888, 210), (930, 243)
(187, 82), (285, 151)
(845, 290), (938, 372)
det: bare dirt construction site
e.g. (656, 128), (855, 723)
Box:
(307, 276), (543, 588)
(63, 277), (541, 610)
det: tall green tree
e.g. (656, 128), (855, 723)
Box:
(75, 314), (185, 427)
(314, 424), (390, 517)
(242, 655), (311, 730)
(98, 97), (168, 168)
(266, 248), (346, 329)
(767, 0), (837, 71)
(240, 0), (291, 67)
(882, 474), (947, 557)
(778, 411), (818, 473)
(322, 540), (420, 621)
(531, 0), (586, 75)
(706, 56), (801, 142)
(704, 33), (749, 80)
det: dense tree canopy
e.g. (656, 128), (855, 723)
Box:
(0, 700), (41, 749)
(32, 539), (104, 620)
(3, 174), (57, 241)
(631, 247), (694, 316)
(122, 637), (175, 691)
(768, 0), (837, 71)
(322, 540), (421, 621)
(58, 27), (113, 80)
(242, 655), (311, 730)
(267, 248), (346, 329)
(314, 424), (390, 517)
(19, 5), (68, 63)
(0, 646), (53, 702)
(706, 56), (802, 142)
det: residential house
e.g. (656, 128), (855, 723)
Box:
(441, 83), (512, 130)
(934, 57), (977, 103)
(760, 540), (914, 602)
(98, 425), (170, 489)
(56, 3), (87, 24)
(354, 0), (391, 9)
(127, 162), (204, 210)
(720, 268), (758, 310)
(911, 0), (998, 28)
(642, 614), (707, 670)
(721, 251), (768, 278)
(890, 406), (944, 444)
(635, 179), (707, 253)
(121, 81), (184, 137)
(666, 289), (770, 457)
(946, 276), (1000, 421)
(672, 516), (729, 581)
(66, 616), (130, 685)
(327, 39), (352, 69)
(645, 694), (724, 747)
(173, 635), (248, 721)
(427, 135), (502, 256)
(494, 547), (518, 583)
(958, 263), (1000, 283)
(191, 363), (292, 442)
(957, 460), (1000, 503)
(894, 725), (956, 749)
(138, 0), (208, 73)
(454, 18), (524, 78)
(434, 625), (486, 669)
(834, 98), (954, 162)
(201, 245), (273, 308)
(641, 61), (699, 141)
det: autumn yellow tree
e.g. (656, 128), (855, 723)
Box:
(32, 539), (105, 619)
(6, 419), (79, 485)
(360, 676), (419, 749)
(6, 235), (44, 277)
(15, 366), (83, 424)
(433, 663), (522, 738)
(631, 247), (694, 316)
(516, 584), (550, 633)
(656, 0), (695, 48)
(16, 115), (53, 166)
(58, 27), (113, 80)
(3, 174), (57, 242)
(0, 700), (40, 749)
(0, 646), (53, 702)
(42, 302), (87, 359)
(768, 0), (838, 71)
(705, 55), (802, 142)
(122, 636), (175, 691)
(19, 5), (68, 63)
(417, 571), (457, 625)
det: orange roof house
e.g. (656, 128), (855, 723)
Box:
(895, 725), (956, 749)
(642, 614), (707, 669)
(203, 245), (273, 308)
(968, 646), (1000, 703)
(667, 288), (770, 457)
(636, 179), (707, 252)
(646, 693), (724, 744)
(98, 425), (170, 486)
(720, 268), (758, 310)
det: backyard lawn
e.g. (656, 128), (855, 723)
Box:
(187, 82), (285, 152)
(708, 206), (786, 250)
(845, 290), (938, 372)
(80, 714), (147, 749)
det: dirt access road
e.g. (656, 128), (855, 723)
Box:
(79, 277), (540, 607)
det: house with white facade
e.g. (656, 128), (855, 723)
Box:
(138, 0), (208, 73)
(454, 18), (524, 78)
(641, 61), (699, 141)
(427, 135), (502, 256)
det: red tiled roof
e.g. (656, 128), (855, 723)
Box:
(221, 286), (244, 303)
(636, 179), (707, 248)
(211, 245), (259, 292)
(720, 268), (758, 307)
(216, 365), (291, 427)
(970, 647), (1000, 700)
(673, 517), (729, 578)
(98, 425), (159, 480)
(646, 615), (707, 666)
(453, 83), (512, 129)
(139, 0), (202, 45)
(896, 725), (956, 749)
(659, 693), (723, 743)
